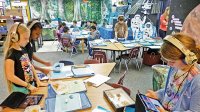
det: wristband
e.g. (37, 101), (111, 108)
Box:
(26, 83), (31, 89)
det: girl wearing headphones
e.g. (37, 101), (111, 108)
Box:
(146, 33), (200, 111)
(26, 20), (52, 75)
(3, 23), (48, 94)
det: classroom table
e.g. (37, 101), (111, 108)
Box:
(72, 30), (89, 54)
(90, 39), (163, 62)
(3, 63), (116, 112)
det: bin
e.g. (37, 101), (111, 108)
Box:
(152, 64), (169, 91)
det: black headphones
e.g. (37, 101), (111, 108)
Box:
(11, 22), (21, 43)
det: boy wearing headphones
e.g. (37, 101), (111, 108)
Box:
(26, 20), (52, 75)
(146, 33), (200, 111)
(3, 23), (48, 94)
(114, 15), (128, 40)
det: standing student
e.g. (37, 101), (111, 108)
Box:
(26, 20), (52, 75)
(114, 15), (128, 40)
(3, 23), (48, 94)
(146, 33), (200, 111)
(159, 7), (170, 39)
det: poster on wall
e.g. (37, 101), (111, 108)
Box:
(167, 0), (200, 34)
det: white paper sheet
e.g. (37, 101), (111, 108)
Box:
(84, 74), (111, 87)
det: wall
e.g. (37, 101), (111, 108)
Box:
(167, 0), (200, 34)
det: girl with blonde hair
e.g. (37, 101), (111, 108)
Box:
(3, 22), (47, 94)
(159, 7), (170, 39)
(146, 33), (200, 111)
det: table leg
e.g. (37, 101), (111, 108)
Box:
(113, 51), (116, 62)
(81, 39), (84, 54)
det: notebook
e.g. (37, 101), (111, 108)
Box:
(0, 92), (43, 109)
(54, 92), (92, 112)
(84, 74), (111, 87)
(55, 93), (82, 112)
(50, 66), (73, 79)
(51, 80), (87, 95)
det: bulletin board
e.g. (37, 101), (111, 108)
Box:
(167, 0), (199, 34)
(5, 9), (22, 16)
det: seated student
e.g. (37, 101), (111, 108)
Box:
(61, 26), (74, 42)
(88, 26), (100, 41)
(92, 21), (99, 30)
(58, 22), (66, 34)
(70, 20), (78, 28)
(146, 33), (200, 112)
(84, 21), (91, 31)
(61, 26), (77, 54)
(3, 23), (48, 94)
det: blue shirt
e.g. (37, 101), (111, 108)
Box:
(156, 65), (200, 112)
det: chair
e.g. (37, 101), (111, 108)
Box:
(106, 71), (131, 95)
(52, 29), (58, 45)
(52, 29), (62, 51)
(59, 60), (74, 66)
(93, 51), (107, 63)
(84, 59), (100, 64)
(118, 47), (140, 72)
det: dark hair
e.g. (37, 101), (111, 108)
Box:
(73, 20), (77, 24)
(118, 16), (124, 21)
(62, 22), (66, 26)
(63, 26), (69, 33)
(90, 26), (96, 30)
(93, 21), (97, 25)
(87, 21), (91, 23)
(27, 19), (42, 31)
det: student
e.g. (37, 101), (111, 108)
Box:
(70, 20), (80, 32)
(84, 21), (91, 30)
(61, 26), (74, 42)
(159, 7), (170, 39)
(61, 26), (77, 54)
(114, 15), (128, 40)
(70, 20), (78, 28)
(92, 21), (99, 30)
(26, 20), (51, 75)
(88, 26), (100, 41)
(3, 23), (48, 94)
(58, 22), (66, 34)
(146, 33), (200, 111)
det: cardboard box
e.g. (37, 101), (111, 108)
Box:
(103, 88), (135, 112)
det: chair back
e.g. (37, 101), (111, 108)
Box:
(93, 51), (107, 63)
(57, 33), (62, 42)
(59, 60), (74, 66)
(129, 47), (140, 59)
(117, 71), (127, 85)
(84, 59), (100, 64)
(53, 29), (57, 37)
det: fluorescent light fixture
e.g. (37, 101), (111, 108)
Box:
(11, 1), (27, 6)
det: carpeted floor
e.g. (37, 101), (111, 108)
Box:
(0, 41), (154, 103)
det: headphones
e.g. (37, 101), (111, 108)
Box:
(164, 35), (198, 65)
(27, 20), (40, 29)
(11, 22), (21, 43)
